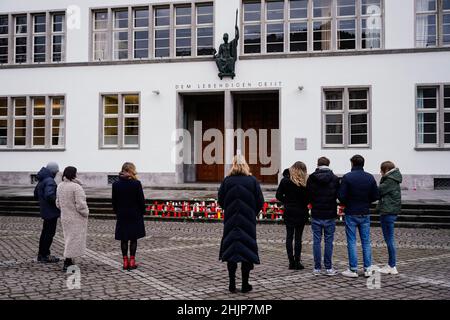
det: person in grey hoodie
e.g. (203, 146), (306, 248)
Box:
(376, 161), (402, 275)
(34, 162), (60, 263)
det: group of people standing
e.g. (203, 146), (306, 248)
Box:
(33, 154), (402, 294)
(34, 162), (146, 271)
(218, 154), (402, 293)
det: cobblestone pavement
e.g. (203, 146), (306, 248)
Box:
(0, 216), (449, 300)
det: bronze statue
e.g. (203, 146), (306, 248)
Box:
(213, 10), (239, 80)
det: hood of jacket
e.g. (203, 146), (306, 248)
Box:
(282, 168), (290, 179)
(383, 168), (403, 183)
(36, 167), (54, 181)
(310, 167), (335, 185)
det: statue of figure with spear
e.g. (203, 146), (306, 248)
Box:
(213, 9), (239, 79)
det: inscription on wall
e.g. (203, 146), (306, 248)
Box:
(295, 138), (307, 151)
(175, 81), (282, 90)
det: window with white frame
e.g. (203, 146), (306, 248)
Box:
(113, 9), (129, 60)
(416, 85), (450, 148)
(133, 8), (149, 59)
(243, 1), (262, 54)
(175, 5), (192, 57)
(323, 87), (370, 148)
(101, 93), (140, 148)
(196, 3), (214, 56)
(33, 14), (46, 63)
(0, 15), (8, 64)
(14, 15), (27, 63)
(242, 0), (383, 54)
(154, 6), (171, 58)
(52, 13), (65, 62)
(0, 95), (65, 149)
(0, 12), (66, 64)
(289, 0), (309, 52)
(416, 0), (450, 47)
(93, 10), (108, 60)
(0, 98), (7, 146)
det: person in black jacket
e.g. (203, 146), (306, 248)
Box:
(218, 155), (264, 293)
(34, 162), (61, 263)
(306, 157), (340, 276)
(276, 161), (309, 270)
(112, 162), (146, 271)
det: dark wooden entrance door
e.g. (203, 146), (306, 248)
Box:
(236, 93), (279, 184)
(192, 96), (224, 183)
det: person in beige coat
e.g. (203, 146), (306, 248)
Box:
(56, 166), (89, 271)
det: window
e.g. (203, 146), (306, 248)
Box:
(242, 0), (383, 54)
(14, 15), (27, 63)
(0, 95), (65, 149)
(196, 3), (214, 56)
(0, 15), (8, 63)
(93, 10), (108, 60)
(416, 0), (450, 47)
(175, 5), (192, 57)
(33, 14), (46, 63)
(154, 6), (170, 57)
(133, 8), (149, 59)
(101, 93), (140, 148)
(313, 0), (332, 51)
(52, 13), (65, 62)
(289, 0), (308, 52)
(416, 84), (450, 148)
(113, 9), (129, 60)
(0, 98), (7, 146)
(323, 87), (370, 148)
(266, 0), (285, 53)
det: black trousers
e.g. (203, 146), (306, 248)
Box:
(285, 223), (306, 261)
(38, 217), (58, 257)
(227, 262), (254, 282)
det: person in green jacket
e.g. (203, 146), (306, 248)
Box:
(376, 161), (402, 275)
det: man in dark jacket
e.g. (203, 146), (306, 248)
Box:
(34, 162), (60, 263)
(306, 157), (340, 276)
(338, 155), (379, 278)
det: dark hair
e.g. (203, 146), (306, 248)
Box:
(350, 155), (365, 167)
(380, 161), (395, 174)
(317, 157), (330, 167)
(63, 166), (77, 181)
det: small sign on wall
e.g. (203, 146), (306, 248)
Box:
(295, 138), (307, 150)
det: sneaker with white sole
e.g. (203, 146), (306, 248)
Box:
(342, 269), (358, 278)
(325, 268), (338, 276)
(364, 265), (380, 278)
(379, 265), (399, 275)
(312, 269), (322, 276)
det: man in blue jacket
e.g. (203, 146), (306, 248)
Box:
(34, 162), (60, 263)
(338, 155), (379, 278)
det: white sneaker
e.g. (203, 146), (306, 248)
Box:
(364, 265), (380, 278)
(312, 269), (322, 276)
(325, 268), (338, 276)
(342, 269), (358, 278)
(379, 265), (399, 275)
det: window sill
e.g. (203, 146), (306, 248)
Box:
(99, 147), (140, 150)
(239, 47), (450, 60)
(0, 148), (66, 152)
(322, 145), (371, 150)
(0, 57), (212, 69)
(415, 147), (450, 151)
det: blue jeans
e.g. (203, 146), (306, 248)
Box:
(311, 218), (336, 270)
(345, 215), (372, 271)
(380, 214), (397, 267)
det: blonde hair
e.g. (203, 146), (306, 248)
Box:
(121, 162), (138, 180)
(228, 154), (251, 176)
(289, 161), (308, 187)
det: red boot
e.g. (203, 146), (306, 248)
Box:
(129, 256), (138, 270)
(123, 256), (129, 270)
